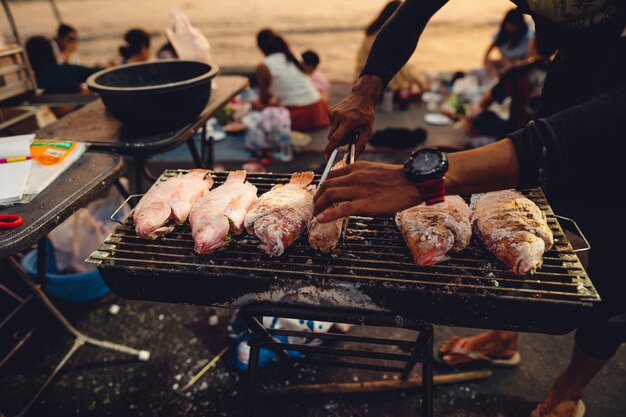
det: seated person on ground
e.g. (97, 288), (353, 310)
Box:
(119, 28), (151, 64)
(483, 8), (534, 78)
(301, 50), (331, 101)
(53, 23), (79, 64)
(26, 36), (102, 95)
(472, 36), (551, 139)
(253, 29), (329, 132)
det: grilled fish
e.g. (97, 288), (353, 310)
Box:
(189, 170), (258, 254)
(471, 190), (553, 275)
(395, 195), (472, 266)
(134, 169), (212, 239)
(308, 159), (347, 253)
(244, 172), (315, 256)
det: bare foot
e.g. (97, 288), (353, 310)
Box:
(439, 330), (518, 366)
(530, 400), (583, 417)
(531, 374), (585, 417)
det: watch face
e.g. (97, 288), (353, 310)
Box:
(411, 150), (441, 173)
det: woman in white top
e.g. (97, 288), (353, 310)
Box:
(254, 29), (329, 131)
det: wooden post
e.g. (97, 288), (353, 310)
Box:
(266, 370), (492, 395)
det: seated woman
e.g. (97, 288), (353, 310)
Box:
(355, 1), (428, 93)
(472, 36), (551, 138)
(26, 36), (102, 95)
(119, 29), (151, 64)
(253, 29), (329, 132)
(53, 23), (79, 64)
(483, 8), (534, 78)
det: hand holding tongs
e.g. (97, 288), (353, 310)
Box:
(318, 134), (357, 190)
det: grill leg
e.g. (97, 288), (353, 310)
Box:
(400, 330), (423, 381)
(245, 337), (261, 417)
(421, 325), (434, 417)
(187, 136), (205, 169)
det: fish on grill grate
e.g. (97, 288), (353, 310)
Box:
(244, 171), (315, 256)
(189, 170), (258, 254)
(395, 195), (472, 266)
(308, 159), (347, 253)
(471, 190), (554, 275)
(134, 169), (213, 239)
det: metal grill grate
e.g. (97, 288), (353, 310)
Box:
(88, 170), (601, 334)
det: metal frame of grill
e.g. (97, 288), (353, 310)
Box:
(88, 169), (600, 335)
(87, 169), (602, 417)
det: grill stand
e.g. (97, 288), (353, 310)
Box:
(240, 303), (434, 417)
(3, 239), (150, 417)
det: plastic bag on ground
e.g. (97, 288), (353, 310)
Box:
(48, 180), (129, 273)
(228, 314), (333, 371)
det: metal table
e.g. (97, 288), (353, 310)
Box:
(34, 75), (249, 191)
(0, 151), (149, 417)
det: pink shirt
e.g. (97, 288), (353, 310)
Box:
(310, 70), (331, 98)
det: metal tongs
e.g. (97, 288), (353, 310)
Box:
(318, 135), (357, 189)
(317, 135), (357, 241)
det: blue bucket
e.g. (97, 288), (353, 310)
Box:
(20, 243), (110, 303)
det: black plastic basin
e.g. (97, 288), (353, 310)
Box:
(87, 60), (219, 129)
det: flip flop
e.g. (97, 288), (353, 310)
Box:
(530, 400), (585, 417)
(434, 338), (521, 370)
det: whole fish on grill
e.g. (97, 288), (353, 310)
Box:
(308, 159), (347, 253)
(189, 170), (258, 254)
(395, 195), (472, 266)
(134, 169), (213, 239)
(244, 171), (315, 256)
(471, 190), (553, 275)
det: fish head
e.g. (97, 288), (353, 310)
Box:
(193, 216), (231, 254)
(134, 200), (172, 239)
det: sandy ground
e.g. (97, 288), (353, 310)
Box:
(2, 0), (513, 81)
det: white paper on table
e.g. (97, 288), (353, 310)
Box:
(0, 134), (34, 205)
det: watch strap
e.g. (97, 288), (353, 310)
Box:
(416, 178), (445, 205)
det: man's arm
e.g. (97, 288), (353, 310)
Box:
(325, 0), (448, 158)
(512, 82), (626, 188)
(314, 139), (519, 222)
(314, 82), (626, 222)
(360, 0), (449, 87)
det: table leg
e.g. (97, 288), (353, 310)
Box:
(207, 134), (215, 171)
(187, 137), (205, 169)
(36, 238), (47, 285)
(200, 123), (208, 165)
(133, 156), (145, 193)
(5, 245), (150, 416)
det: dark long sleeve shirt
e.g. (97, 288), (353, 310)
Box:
(361, 0), (625, 197)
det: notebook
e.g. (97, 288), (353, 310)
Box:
(0, 134), (34, 205)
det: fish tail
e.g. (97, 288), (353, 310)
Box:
(189, 168), (210, 177)
(289, 171), (315, 188)
(225, 170), (247, 184)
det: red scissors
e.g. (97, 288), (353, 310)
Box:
(0, 214), (23, 229)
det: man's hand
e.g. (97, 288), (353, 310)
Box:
(313, 161), (422, 223)
(325, 75), (383, 159)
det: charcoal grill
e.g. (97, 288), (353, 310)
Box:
(87, 170), (600, 417)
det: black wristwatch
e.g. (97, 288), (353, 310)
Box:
(403, 148), (448, 205)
